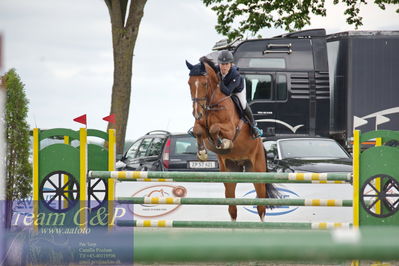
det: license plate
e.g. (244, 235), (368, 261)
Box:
(188, 161), (216, 169)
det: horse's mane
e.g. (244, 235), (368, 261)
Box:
(200, 56), (218, 74)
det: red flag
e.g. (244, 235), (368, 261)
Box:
(73, 114), (87, 125)
(102, 114), (115, 124)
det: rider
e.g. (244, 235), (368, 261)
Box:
(217, 50), (263, 138)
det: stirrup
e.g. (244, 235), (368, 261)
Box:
(252, 127), (263, 139)
(187, 127), (195, 138)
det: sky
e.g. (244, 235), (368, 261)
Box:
(0, 0), (398, 141)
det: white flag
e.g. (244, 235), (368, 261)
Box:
(353, 116), (368, 129)
(375, 115), (390, 129)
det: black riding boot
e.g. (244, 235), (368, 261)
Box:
(244, 105), (263, 138)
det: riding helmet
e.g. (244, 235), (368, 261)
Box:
(217, 50), (234, 64)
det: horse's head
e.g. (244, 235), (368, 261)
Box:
(186, 57), (219, 121)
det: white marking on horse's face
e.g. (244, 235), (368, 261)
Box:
(195, 80), (199, 96)
(194, 80), (200, 119)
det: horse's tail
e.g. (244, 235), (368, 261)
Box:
(265, 183), (281, 210)
(263, 145), (268, 172)
(263, 145), (281, 208)
(266, 183), (281, 199)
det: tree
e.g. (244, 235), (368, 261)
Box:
(202, 0), (399, 40)
(3, 69), (31, 229)
(104, 0), (147, 154)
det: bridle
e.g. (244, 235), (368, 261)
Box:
(191, 73), (231, 121)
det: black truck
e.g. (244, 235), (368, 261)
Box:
(211, 28), (399, 148)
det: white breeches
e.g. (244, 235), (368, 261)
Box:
(233, 82), (247, 109)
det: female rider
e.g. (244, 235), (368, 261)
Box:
(217, 50), (263, 138)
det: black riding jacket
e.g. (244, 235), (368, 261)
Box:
(217, 66), (244, 96)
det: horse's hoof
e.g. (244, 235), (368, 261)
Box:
(221, 139), (233, 149)
(215, 139), (223, 149)
(197, 150), (208, 161)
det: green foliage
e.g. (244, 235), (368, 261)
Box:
(202, 0), (399, 40)
(3, 69), (32, 201)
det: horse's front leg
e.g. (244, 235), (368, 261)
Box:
(193, 122), (208, 161)
(209, 124), (233, 150)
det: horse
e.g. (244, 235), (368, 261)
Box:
(185, 56), (280, 221)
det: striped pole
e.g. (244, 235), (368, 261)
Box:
(107, 129), (116, 230)
(32, 128), (39, 232)
(353, 130), (360, 228)
(374, 137), (382, 215)
(88, 171), (351, 184)
(117, 220), (351, 230)
(79, 128), (87, 228)
(118, 197), (353, 207)
(63, 136), (70, 209)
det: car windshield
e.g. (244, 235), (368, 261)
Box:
(171, 135), (217, 157)
(171, 136), (200, 155)
(278, 139), (349, 159)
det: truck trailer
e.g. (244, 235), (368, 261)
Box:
(212, 29), (399, 148)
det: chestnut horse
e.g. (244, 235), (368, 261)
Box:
(186, 57), (279, 221)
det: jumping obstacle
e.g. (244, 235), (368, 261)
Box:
(32, 128), (116, 230)
(32, 128), (399, 262)
(117, 196), (354, 206)
(353, 130), (399, 226)
(33, 128), (399, 230)
(88, 170), (351, 183)
(117, 220), (351, 229)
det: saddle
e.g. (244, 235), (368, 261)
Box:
(231, 95), (258, 138)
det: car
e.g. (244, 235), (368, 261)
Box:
(263, 137), (352, 173)
(116, 130), (219, 172)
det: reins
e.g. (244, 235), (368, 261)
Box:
(191, 75), (231, 115)
(206, 95), (231, 111)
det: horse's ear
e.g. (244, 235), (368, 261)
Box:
(185, 60), (193, 70)
(200, 61), (206, 73)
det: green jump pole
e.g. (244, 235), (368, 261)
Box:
(117, 197), (353, 207)
(132, 227), (399, 263)
(88, 171), (351, 184)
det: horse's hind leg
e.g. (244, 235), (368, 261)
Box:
(254, 183), (267, 221)
(223, 182), (238, 221)
(222, 160), (238, 221)
(247, 156), (267, 221)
